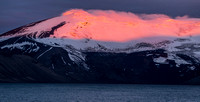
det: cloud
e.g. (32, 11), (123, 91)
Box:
(54, 9), (200, 41)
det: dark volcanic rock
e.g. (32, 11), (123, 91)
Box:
(0, 40), (200, 84)
(0, 55), (67, 82)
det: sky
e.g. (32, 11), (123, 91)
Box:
(0, 0), (200, 34)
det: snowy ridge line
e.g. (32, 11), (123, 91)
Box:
(0, 16), (64, 38)
(32, 36), (200, 54)
(0, 36), (15, 43)
(36, 47), (53, 59)
(0, 42), (38, 51)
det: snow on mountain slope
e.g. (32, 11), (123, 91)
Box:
(1, 9), (200, 83)
(0, 10), (200, 65)
(0, 16), (65, 38)
(1, 9), (200, 39)
(1, 41), (39, 52)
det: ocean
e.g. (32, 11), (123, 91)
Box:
(0, 83), (200, 102)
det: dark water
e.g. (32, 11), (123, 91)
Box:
(0, 84), (200, 102)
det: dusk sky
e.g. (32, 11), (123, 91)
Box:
(1, 0), (200, 34)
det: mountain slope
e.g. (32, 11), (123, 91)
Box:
(1, 10), (200, 84)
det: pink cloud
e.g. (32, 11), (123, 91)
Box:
(56, 9), (200, 42)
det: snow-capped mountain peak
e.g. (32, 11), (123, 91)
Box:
(0, 9), (200, 84)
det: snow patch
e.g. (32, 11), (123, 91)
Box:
(194, 51), (200, 55)
(153, 57), (168, 64)
(190, 66), (195, 70)
(52, 64), (55, 69)
(153, 53), (190, 67)
(1, 42), (39, 52)
(61, 56), (67, 65)
(168, 53), (190, 66)
(13, 36), (23, 44)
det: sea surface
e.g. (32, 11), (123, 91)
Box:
(0, 83), (200, 102)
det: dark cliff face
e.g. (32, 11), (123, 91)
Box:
(0, 36), (200, 84)
(84, 51), (200, 84)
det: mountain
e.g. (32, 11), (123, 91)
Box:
(0, 12), (200, 84)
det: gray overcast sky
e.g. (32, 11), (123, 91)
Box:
(0, 0), (200, 34)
